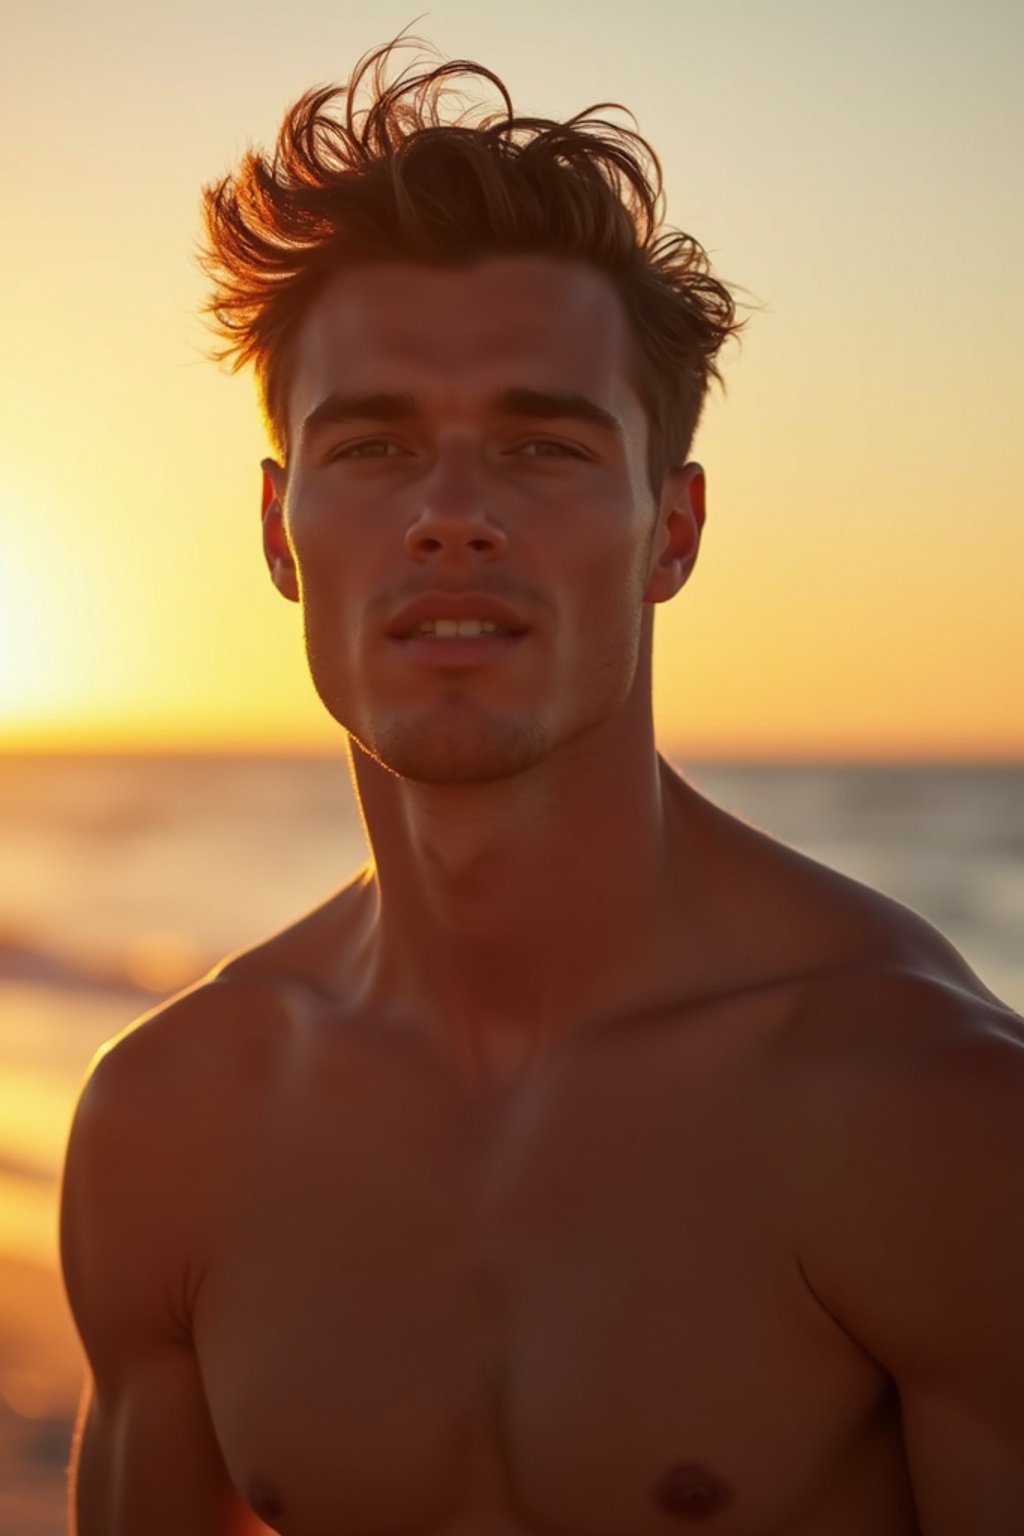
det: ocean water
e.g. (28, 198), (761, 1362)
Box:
(0, 753), (1021, 1275)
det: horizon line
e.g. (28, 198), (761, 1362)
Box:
(1, 741), (1021, 769)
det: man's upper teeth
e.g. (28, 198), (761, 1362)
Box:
(414, 619), (502, 637)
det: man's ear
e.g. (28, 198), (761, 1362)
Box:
(261, 459), (299, 603)
(643, 462), (706, 605)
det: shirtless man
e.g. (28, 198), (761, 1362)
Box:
(59, 38), (1024, 1536)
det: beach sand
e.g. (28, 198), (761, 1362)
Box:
(0, 1253), (82, 1536)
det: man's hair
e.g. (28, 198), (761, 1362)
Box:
(200, 36), (747, 491)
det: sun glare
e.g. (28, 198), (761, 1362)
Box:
(0, 484), (110, 738)
(0, 536), (53, 722)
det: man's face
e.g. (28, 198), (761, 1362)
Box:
(262, 256), (704, 783)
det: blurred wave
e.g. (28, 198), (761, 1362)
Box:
(0, 930), (156, 999)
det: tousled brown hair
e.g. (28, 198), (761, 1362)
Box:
(200, 36), (748, 490)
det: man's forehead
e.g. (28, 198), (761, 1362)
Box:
(290, 257), (637, 409)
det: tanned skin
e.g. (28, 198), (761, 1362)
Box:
(60, 257), (1024, 1535)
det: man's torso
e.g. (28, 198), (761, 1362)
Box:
(143, 811), (1000, 1533)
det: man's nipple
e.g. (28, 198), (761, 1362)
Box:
(653, 1462), (732, 1521)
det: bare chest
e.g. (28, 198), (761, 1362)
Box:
(192, 1008), (916, 1535)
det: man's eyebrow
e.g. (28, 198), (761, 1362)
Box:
(299, 386), (624, 441)
(495, 388), (624, 436)
(301, 391), (418, 440)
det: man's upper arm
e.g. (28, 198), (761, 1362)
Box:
(797, 976), (1024, 1535)
(59, 996), (268, 1535)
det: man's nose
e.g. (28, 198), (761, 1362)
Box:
(404, 451), (507, 564)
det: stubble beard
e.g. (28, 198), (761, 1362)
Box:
(350, 703), (551, 785)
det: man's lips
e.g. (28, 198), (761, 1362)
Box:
(385, 591), (531, 640)
(390, 631), (527, 669)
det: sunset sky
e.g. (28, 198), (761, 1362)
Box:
(2, 0), (1021, 759)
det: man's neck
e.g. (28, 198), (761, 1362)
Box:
(344, 716), (710, 1090)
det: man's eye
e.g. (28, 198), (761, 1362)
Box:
(518, 440), (584, 459)
(333, 440), (402, 460)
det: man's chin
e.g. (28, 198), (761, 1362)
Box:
(349, 718), (549, 786)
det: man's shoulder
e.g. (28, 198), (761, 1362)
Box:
(81, 871), (370, 1116)
(79, 967), (292, 1129)
(781, 945), (1024, 1267)
(758, 854), (1024, 1216)
(61, 971), (296, 1359)
(694, 786), (1001, 1009)
(779, 929), (1022, 1094)
(785, 957), (1024, 1394)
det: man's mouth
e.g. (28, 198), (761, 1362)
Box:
(406, 618), (516, 639)
(389, 625), (528, 668)
(386, 591), (531, 642)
